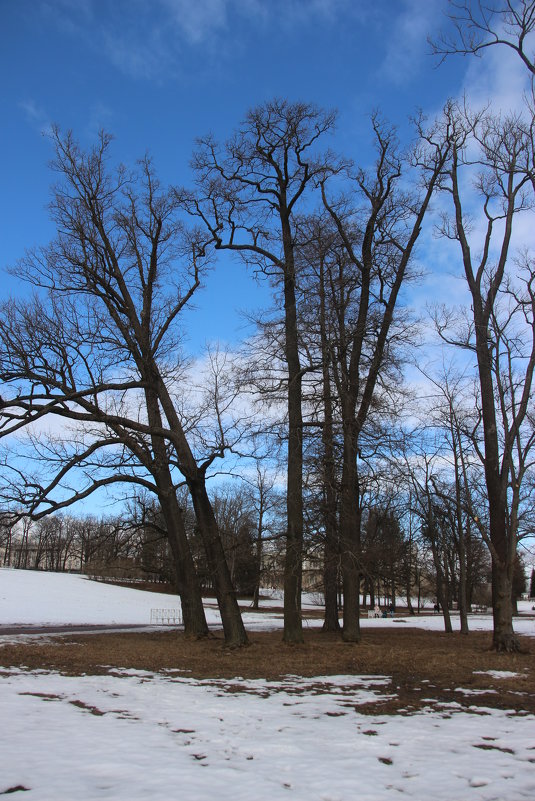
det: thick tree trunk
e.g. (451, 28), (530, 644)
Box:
(319, 255), (340, 632)
(429, 533), (453, 633)
(145, 388), (208, 638)
(281, 215), (304, 644)
(320, 379), (339, 630)
(323, 532), (340, 631)
(159, 491), (208, 638)
(151, 374), (247, 646)
(340, 425), (361, 643)
(492, 563), (519, 651)
(451, 146), (523, 652)
(188, 478), (249, 647)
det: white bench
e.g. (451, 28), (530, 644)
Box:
(150, 608), (183, 626)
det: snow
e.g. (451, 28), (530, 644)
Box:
(2, 568), (534, 635)
(1, 568), (534, 800)
(474, 670), (528, 680)
(1, 668), (534, 801)
(0, 568), (188, 627)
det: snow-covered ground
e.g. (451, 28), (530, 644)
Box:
(1, 568), (534, 800)
(1, 567), (534, 635)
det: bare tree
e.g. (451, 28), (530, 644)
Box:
(431, 0), (535, 76)
(179, 99), (337, 643)
(0, 129), (247, 644)
(318, 114), (452, 641)
(434, 104), (535, 650)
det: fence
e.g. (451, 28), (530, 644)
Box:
(150, 608), (183, 626)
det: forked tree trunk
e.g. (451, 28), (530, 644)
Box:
(144, 388), (208, 638)
(152, 375), (248, 647)
(158, 490), (209, 638)
(188, 478), (249, 647)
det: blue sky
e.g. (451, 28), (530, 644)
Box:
(0, 0), (524, 353)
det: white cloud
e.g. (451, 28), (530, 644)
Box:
(101, 25), (174, 80)
(462, 39), (531, 117)
(160, 0), (229, 44)
(379, 0), (442, 86)
(19, 98), (52, 135)
(37, 0), (365, 81)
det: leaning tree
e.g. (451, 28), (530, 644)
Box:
(0, 129), (248, 645)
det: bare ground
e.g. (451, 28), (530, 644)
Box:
(1, 627), (534, 716)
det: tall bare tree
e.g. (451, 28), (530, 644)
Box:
(0, 129), (247, 645)
(435, 104), (535, 650)
(179, 100), (337, 642)
(318, 114), (452, 641)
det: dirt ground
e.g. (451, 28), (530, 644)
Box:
(1, 627), (534, 716)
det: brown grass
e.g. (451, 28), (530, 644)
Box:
(1, 627), (534, 716)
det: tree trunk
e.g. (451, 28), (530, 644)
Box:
(429, 532), (453, 633)
(151, 373), (248, 646)
(323, 531), (340, 631)
(450, 140), (523, 652)
(492, 563), (519, 651)
(159, 490), (209, 638)
(319, 253), (340, 632)
(281, 214), (304, 644)
(340, 422), (361, 642)
(457, 533), (469, 635)
(251, 513), (263, 611)
(145, 387), (208, 638)
(188, 478), (249, 647)
(435, 566), (453, 633)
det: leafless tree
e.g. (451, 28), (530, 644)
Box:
(434, 104), (535, 650)
(0, 129), (248, 644)
(179, 99), (337, 642)
(431, 0), (535, 76)
(318, 113), (453, 641)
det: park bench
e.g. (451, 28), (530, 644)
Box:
(367, 609), (381, 618)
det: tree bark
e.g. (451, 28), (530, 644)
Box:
(281, 212), (304, 644)
(188, 477), (249, 647)
(144, 386), (208, 638)
(339, 418), (361, 642)
(319, 258), (340, 632)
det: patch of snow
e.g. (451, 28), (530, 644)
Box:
(474, 670), (528, 679)
(0, 669), (533, 801)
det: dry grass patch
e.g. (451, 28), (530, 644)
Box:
(1, 627), (533, 715)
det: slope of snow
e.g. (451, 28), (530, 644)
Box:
(1, 569), (534, 638)
(0, 568), (186, 626)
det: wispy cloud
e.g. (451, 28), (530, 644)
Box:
(102, 23), (176, 81)
(37, 0), (363, 81)
(462, 41), (530, 117)
(160, 0), (229, 45)
(379, 0), (442, 86)
(19, 98), (52, 135)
